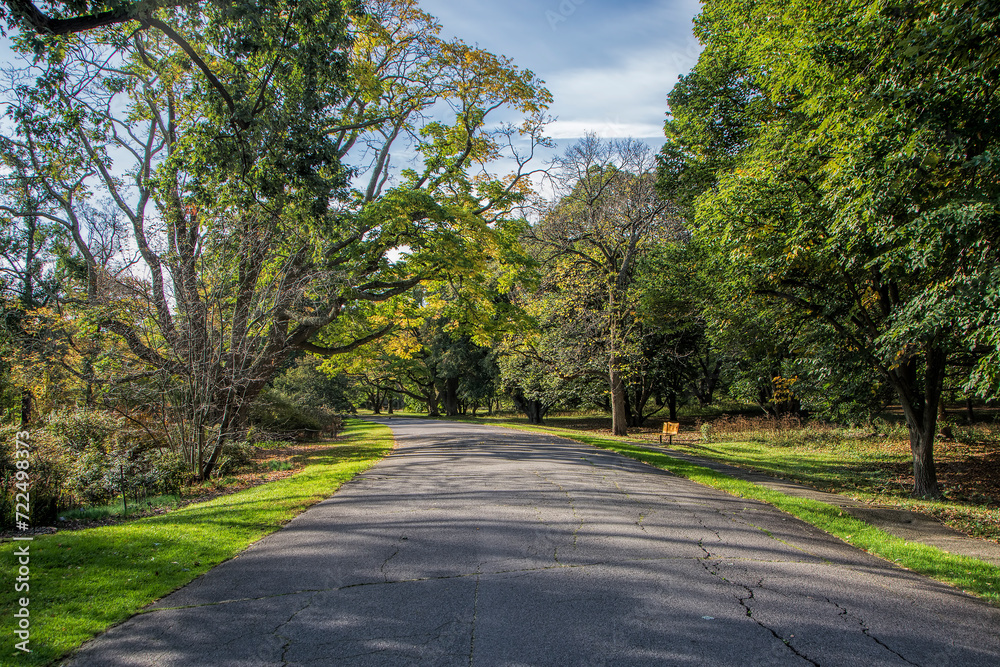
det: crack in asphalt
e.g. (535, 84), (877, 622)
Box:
(825, 597), (922, 666)
(532, 470), (583, 563)
(734, 580), (822, 666)
(468, 573), (480, 667)
(700, 556), (926, 667)
(689, 506), (724, 551)
(697, 557), (820, 666)
(608, 477), (654, 533)
(139, 552), (832, 615)
(273, 590), (321, 665)
(380, 539), (404, 582)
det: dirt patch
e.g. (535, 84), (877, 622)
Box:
(882, 441), (1000, 505)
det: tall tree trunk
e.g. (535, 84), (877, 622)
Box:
(696, 359), (723, 407)
(888, 346), (946, 498)
(623, 386), (635, 427)
(20, 388), (33, 427)
(425, 384), (440, 416)
(667, 391), (677, 422)
(442, 377), (460, 416)
(525, 399), (546, 424)
(609, 358), (628, 436)
(511, 389), (546, 424)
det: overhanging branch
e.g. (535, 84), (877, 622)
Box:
(297, 323), (395, 356)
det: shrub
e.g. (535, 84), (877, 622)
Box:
(249, 388), (327, 432)
(0, 426), (69, 527)
(699, 422), (714, 444)
(44, 408), (122, 453)
(212, 440), (259, 477)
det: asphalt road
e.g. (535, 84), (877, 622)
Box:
(66, 418), (1000, 666)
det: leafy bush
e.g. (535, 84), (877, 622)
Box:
(699, 422), (714, 443)
(44, 408), (122, 453)
(41, 409), (190, 511)
(66, 446), (191, 506)
(249, 388), (328, 432)
(0, 426), (68, 527)
(212, 441), (258, 477)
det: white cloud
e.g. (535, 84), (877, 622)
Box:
(546, 120), (664, 139)
(544, 41), (701, 140)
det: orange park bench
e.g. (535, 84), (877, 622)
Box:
(659, 421), (680, 446)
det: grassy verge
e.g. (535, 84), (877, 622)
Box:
(660, 437), (1000, 544)
(471, 419), (1000, 606)
(0, 419), (394, 665)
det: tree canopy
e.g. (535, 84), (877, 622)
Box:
(659, 0), (1000, 497)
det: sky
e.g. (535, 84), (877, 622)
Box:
(419, 0), (703, 150)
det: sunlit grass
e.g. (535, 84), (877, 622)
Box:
(0, 419), (394, 666)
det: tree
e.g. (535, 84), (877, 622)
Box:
(2, 0), (551, 476)
(660, 0), (1000, 497)
(527, 135), (680, 435)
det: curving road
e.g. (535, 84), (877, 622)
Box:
(66, 418), (1000, 666)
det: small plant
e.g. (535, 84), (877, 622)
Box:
(212, 441), (259, 477)
(266, 460), (294, 472)
(700, 422), (714, 443)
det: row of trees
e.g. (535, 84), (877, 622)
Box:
(658, 0), (1000, 497)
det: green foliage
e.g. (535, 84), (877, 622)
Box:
(211, 441), (258, 478)
(0, 425), (67, 526)
(44, 408), (124, 454)
(271, 356), (355, 414)
(249, 388), (330, 433)
(44, 409), (190, 508)
(2, 0), (552, 479)
(511, 136), (682, 431)
(58, 494), (184, 522)
(660, 0), (1000, 496)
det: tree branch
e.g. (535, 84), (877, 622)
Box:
(296, 323), (396, 356)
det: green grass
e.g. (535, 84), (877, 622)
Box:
(0, 419), (394, 666)
(473, 420), (1000, 607)
(666, 437), (1000, 544)
(675, 438), (907, 493)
